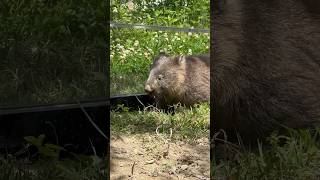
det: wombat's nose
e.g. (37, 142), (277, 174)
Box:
(144, 84), (153, 93)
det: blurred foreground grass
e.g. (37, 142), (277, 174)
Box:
(212, 129), (320, 179)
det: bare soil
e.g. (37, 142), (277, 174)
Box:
(110, 134), (210, 180)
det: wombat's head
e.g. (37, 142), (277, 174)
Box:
(145, 52), (187, 107)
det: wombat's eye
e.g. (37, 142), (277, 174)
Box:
(157, 74), (164, 80)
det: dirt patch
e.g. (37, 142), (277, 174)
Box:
(110, 134), (210, 180)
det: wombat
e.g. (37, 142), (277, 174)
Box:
(212, 0), (320, 143)
(144, 53), (210, 108)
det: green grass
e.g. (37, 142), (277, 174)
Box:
(110, 0), (209, 28)
(0, 155), (108, 180)
(0, 0), (107, 107)
(0, 134), (108, 179)
(212, 129), (320, 179)
(111, 103), (210, 140)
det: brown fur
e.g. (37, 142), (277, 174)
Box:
(212, 0), (320, 143)
(145, 53), (210, 108)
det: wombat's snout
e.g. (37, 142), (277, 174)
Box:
(144, 84), (154, 94)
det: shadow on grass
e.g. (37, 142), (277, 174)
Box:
(110, 103), (210, 138)
(111, 110), (166, 135)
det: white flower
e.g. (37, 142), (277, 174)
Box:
(188, 49), (192, 55)
(120, 53), (127, 59)
(127, 1), (134, 11)
(116, 44), (123, 49)
(124, 49), (130, 54)
(134, 40), (139, 47)
(112, 7), (118, 13)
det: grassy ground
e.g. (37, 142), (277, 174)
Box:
(110, 103), (210, 179)
(111, 103), (210, 140)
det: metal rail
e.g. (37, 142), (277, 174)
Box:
(0, 94), (154, 115)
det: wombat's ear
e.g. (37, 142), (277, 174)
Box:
(176, 55), (186, 65)
(158, 51), (167, 57)
(153, 51), (168, 62)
